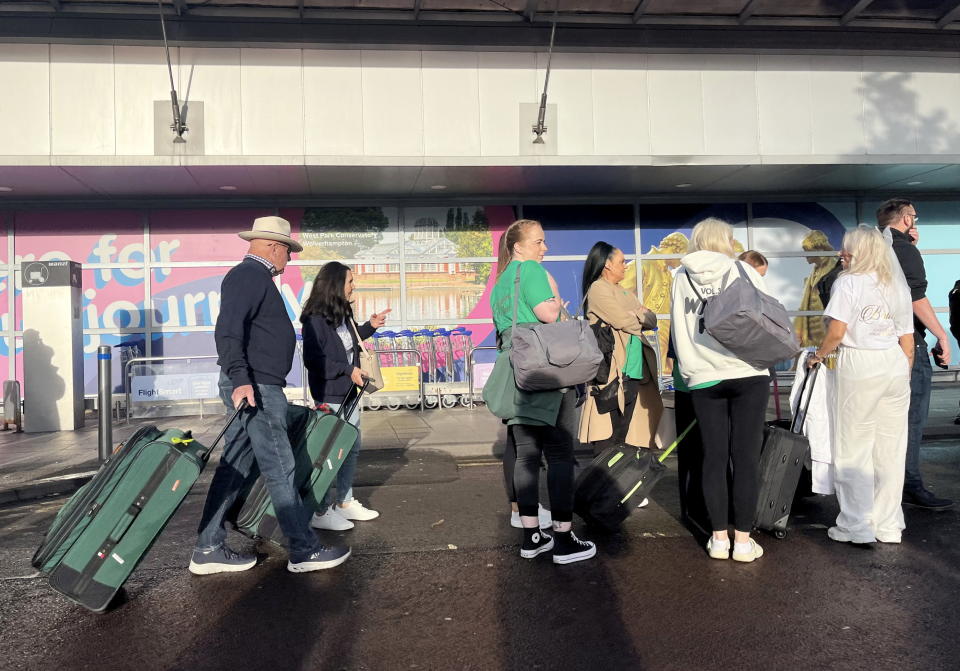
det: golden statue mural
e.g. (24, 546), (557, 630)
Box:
(622, 231), (745, 374)
(794, 230), (836, 348)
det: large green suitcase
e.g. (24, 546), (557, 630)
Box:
(32, 407), (242, 612)
(236, 385), (364, 546)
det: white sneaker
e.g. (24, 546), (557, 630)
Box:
(510, 504), (552, 529)
(706, 537), (730, 560)
(310, 506), (355, 531)
(337, 499), (380, 521)
(636, 498), (649, 509)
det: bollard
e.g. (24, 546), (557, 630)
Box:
(98, 345), (112, 463)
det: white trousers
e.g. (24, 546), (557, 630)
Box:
(832, 346), (910, 542)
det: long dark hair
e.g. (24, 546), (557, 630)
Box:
(301, 261), (354, 326)
(581, 241), (616, 311)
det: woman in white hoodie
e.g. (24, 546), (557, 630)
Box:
(670, 218), (770, 563)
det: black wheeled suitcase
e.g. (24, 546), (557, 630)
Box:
(32, 406), (243, 612)
(575, 422), (697, 531)
(235, 383), (367, 546)
(754, 364), (819, 538)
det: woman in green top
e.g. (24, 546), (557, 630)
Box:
(490, 218), (596, 565)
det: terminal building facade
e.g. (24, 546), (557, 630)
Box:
(1, 0), (959, 400)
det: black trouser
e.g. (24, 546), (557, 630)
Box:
(594, 377), (641, 451)
(510, 390), (577, 522)
(690, 375), (770, 532)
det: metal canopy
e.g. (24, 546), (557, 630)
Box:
(9, 0), (960, 27)
(0, 163), (956, 203)
(7, 0), (960, 53)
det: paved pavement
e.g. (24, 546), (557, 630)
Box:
(2, 383), (959, 505)
(0, 427), (958, 670)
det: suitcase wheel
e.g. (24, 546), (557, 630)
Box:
(775, 530), (787, 539)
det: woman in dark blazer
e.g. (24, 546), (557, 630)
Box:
(301, 261), (390, 531)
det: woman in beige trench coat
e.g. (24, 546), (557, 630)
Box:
(579, 242), (663, 451)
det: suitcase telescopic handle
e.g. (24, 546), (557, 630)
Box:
(790, 357), (820, 435)
(201, 400), (248, 462)
(335, 379), (371, 420)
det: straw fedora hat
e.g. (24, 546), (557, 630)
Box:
(238, 216), (303, 253)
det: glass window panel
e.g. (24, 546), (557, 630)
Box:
(404, 262), (491, 323)
(751, 202), (854, 254)
(150, 267), (227, 328)
(14, 210), (143, 263)
(922, 254), (960, 309)
(149, 209), (274, 263)
(522, 204), (636, 257)
(403, 205), (514, 260)
(80, 333), (147, 395)
(286, 206), (399, 263)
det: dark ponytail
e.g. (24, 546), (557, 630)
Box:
(581, 241), (616, 311)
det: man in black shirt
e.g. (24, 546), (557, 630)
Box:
(190, 216), (351, 574)
(877, 199), (953, 511)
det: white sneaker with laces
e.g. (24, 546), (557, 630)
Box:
(338, 499), (380, 521)
(510, 504), (552, 529)
(310, 506), (355, 531)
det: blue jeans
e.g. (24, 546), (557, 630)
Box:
(322, 401), (361, 507)
(905, 339), (932, 492)
(196, 374), (320, 561)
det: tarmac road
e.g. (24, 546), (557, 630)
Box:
(1, 442), (958, 671)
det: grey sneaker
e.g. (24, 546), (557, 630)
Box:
(287, 545), (351, 573)
(188, 545), (257, 575)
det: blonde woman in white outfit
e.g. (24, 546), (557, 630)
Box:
(807, 225), (914, 544)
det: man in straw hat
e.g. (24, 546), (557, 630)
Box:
(189, 216), (351, 575)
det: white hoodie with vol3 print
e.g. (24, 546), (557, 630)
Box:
(670, 250), (772, 388)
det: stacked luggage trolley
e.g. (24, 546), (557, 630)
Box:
(361, 327), (476, 411)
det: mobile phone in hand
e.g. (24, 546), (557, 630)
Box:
(931, 344), (949, 369)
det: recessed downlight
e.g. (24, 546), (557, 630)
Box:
(218, 185), (238, 191)
(0, 186), (13, 192)
(906, 181), (923, 186)
(674, 183), (692, 188)
(430, 185), (448, 191)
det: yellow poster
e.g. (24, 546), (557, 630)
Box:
(379, 366), (421, 393)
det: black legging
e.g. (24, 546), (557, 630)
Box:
(510, 390), (577, 522)
(690, 375), (770, 532)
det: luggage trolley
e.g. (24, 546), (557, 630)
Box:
(413, 329), (439, 407)
(395, 330), (423, 410)
(450, 327), (472, 406)
(432, 328), (470, 408)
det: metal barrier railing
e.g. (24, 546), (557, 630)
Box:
(466, 345), (498, 409)
(124, 355), (219, 423)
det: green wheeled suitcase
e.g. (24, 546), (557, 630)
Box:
(235, 383), (366, 547)
(31, 406), (243, 613)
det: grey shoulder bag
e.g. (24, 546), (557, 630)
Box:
(508, 264), (603, 391)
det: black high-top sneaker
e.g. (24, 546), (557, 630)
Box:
(552, 531), (597, 565)
(520, 528), (554, 559)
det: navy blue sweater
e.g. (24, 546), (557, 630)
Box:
(215, 258), (295, 388)
(302, 314), (375, 404)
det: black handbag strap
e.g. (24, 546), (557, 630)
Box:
(684, 266), (733, 334)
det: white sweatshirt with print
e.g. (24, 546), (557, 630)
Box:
(670, 250), (771, 388)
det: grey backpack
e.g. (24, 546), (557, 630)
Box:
(508, 265), (603, 391)
(685, 262), (799, 369)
